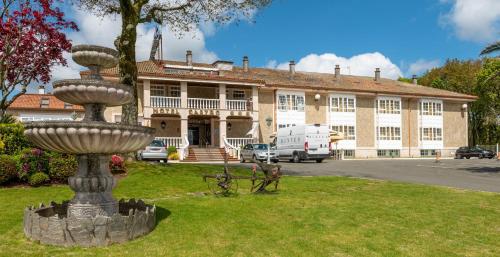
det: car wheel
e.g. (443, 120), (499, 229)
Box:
(478, 154), (484, 159)
(272, 160), (279, 163)
(293, 153), (300, 163)
(456, 154), (461, 159)
(240, 155), (245, 163)
(466, 156), (470, 159)
(252, 155), (258, 162)
(316, 159), (323, 163)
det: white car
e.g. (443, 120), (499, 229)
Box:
(138, 140), (168, 162)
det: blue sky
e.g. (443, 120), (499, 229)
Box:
(52, 0), (499, 81)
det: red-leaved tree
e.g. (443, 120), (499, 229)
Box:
(0, 0), (78, 119)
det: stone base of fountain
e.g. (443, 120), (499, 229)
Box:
(23, 199), (156, 247)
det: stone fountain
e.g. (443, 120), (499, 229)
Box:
(23, 45), (156, 247)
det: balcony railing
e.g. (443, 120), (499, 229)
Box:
(151, 96), (181, 108)
(226, 99), (247, 111)
(155, 137), (183, 148)
(188, 98), (220, 109)
(227, 137), (254, 148)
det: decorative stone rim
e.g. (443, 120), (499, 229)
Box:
(53, 79), (130, 92)
(72, 45), (118, 57)
(24, 121), (155, 134)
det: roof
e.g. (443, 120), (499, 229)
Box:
(8, 94), (84, 112)
(84, 60), (477, 101)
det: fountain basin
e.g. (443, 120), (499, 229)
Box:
(24, 199), (156, 247)
(72, 45), (118, 68)
(24, 121), (155, 154)
(53, 80), (132, 106)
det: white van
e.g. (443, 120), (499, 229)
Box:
(273, 124), (331, 163)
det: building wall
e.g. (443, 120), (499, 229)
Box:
(151, 118), (181, 137)
(355, 96), (375, 148)
(187, 86), (218, 98)
(443, 101), (468, 156)
(227, 118), (252, 138)
(305, 92), (327, 124)
(7, 110), (83, 121)
(258, 90), (275, 143)
(401, 98), (420, 157)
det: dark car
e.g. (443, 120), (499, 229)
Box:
(455, 146), (496, 159)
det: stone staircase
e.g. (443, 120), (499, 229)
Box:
(182, 147), (238, 162)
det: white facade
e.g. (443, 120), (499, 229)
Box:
(275, 90), (305, 128)
(419, 99), (444, 150)
(375, 96), (402, 150)
(328, 93), (356, 150)
(17, 111), (76, 122)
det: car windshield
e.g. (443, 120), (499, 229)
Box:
(253, 144), (268, 150)
(150, 140), (164, 147)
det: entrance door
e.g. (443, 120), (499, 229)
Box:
(188, 126), (199, 145)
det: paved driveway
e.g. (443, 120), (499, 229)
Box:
(273, 159), (500, 192)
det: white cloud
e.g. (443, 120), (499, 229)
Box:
(51, 8), (218, 80)
(440, 0), (500, 42)
(407, 59), (441, 76)
(267, 52), (403, 79)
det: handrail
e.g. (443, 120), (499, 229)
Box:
(179, 134), (190, 160)
(223, 136), (240, 159)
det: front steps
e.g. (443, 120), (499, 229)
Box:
(182, 147), (238, 162)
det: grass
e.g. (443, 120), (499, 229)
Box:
(0, 162), (499, 256)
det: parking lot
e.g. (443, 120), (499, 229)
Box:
(272, 158), (500, 193)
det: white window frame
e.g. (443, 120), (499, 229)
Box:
(377, 126), (401, 140)
(151, 84), (166, 96)
(331, 125), (356, 140)
(232, 89), (246, 100)
(377, 99), (401, 114)
(168, 85), (181, 97)
(330, 96), (355, 112)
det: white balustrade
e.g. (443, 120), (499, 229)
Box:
(226, 100), (247, 111)
(179, 134), (190, 160)
(188, 98), (220, 109)
(155, 137), (182, 148)
(227, 138), (253, 148)
(150, 96), (181, 108)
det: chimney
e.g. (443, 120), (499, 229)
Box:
(186, 50), (193, 66)
(243, 56), (249, 72)
(412, 75), (417, 84)
(374, 68), (380, 81)
(289, 60), (295, 76)
(38, 85), (45, 94)
(334, 64), (340, 78)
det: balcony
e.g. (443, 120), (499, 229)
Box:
(226, 100), (247, 111)
(188, 98), (220, 109)
(150, 96), (251, 111)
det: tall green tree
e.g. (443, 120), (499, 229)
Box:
(74, 0), (272, 126)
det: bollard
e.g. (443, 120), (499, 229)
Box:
(435, 151), (441, 163)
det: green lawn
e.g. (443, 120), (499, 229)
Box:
(0, 162), (499, 256)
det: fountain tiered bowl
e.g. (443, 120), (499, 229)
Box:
(23, 45), (157, 247)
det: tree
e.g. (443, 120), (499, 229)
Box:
(480, 41), (500, 56)
(0, 0), (78, 119)
(74, 0), (272, 126)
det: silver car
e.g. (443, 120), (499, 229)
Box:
(240, 143), (278, 163)
(138, 140), (168, 162)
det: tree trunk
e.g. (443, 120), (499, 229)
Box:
(116, 0), (139, 126)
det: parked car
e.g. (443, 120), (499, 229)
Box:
(138, 140), (168, 162)
(455, 146), (496, 159)
(240, 143), (278, 163)
(273, 124), (331, 163)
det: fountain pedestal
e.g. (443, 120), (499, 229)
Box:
(23, 45), (157, 247)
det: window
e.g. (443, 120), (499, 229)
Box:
(330, 97), (355, 112)
(331, 125), (355, 140)
(421, 101), (442, 116)
(377, 127), (401, 140)
(232, 90), (245, 100)
(420, 127), (442, 141)
(278, 93), (304, 112)
(64, 102), (73, 109)
(332, 149), (355, 159)
(114, 114), (122, 123)
(377, 99), (401, 114)
(40, 97), (50, 108)
(420, 149), (437, 157)
(169, 86), (180, 97)
(377, 149), (400, 157)
(151, 85), (166, 96)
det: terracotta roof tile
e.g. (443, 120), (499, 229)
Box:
(8, 94), (84, 112)
(83, 60), (477, 101)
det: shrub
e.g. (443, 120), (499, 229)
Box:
(168, 152), (179, 160)
(17, 148), (50, 181)
(28, 172), (49, 187)
(49, 154), (77, 183)
(0, 123), (31, 155)
(110, 155), (126, 174)
(0, 155), (18, 185)
(167, 146), (177, 156)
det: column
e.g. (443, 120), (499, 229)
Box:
(181, 117), (188, 143)
(181, 81), (188, 108)
(252, 120), (260, 143)
(143, 80), (151, 107)
(219, 84), (226, 109)
(210, 117), (216, 146)
(252, 86), (259, 111)
(219, 119), (227, 147)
